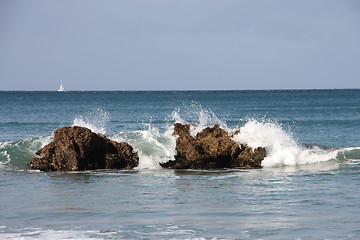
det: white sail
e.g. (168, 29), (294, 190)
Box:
(57, 81), (65, 92)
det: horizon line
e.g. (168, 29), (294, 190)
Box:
(0, 88), (359, 92)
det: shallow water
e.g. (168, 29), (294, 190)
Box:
(1, 90), (360, 239)
(1, 166), (360, 239)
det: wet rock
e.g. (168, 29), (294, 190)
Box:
(30, 126), (139, 171)
(160, 123), (266, 169)
(234, 145), (266, 169)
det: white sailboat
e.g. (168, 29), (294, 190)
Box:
(57, 81), (65, 92)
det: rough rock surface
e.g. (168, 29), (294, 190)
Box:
(160, 123), (266, 169)
(31, 126), (139, 171)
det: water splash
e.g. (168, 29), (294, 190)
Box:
(171, 103), (228, 136)
(1, 106), (360, 171)
(72, 108), (109, 134)
(233, 119), (345, 167)
(110, 123), (177, 170)
(110, 105), (229, 169)
(171, 109), (185, 124)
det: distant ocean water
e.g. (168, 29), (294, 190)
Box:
(0, 90), (359, 239)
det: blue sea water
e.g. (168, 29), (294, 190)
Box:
(0, 90), (360, 239)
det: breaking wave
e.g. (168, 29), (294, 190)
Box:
(232, 119), (360, 167)
(0, 136), (52, 170)
(110, 124), (176, 170)
(1, 106), (360, 171)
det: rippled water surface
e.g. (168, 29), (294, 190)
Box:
(1, 90), (360, 239)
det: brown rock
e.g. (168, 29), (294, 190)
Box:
(160, 123), (266, 169)
(234, 145), (266, 169)
(30, 126), (138, 171)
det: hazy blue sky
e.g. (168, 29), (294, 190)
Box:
(0, 0), (359, 90)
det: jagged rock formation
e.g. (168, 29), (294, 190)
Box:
(30, 126), (139, 171)
(160, 123), (266, 169)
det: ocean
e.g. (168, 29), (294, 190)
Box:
(0, 90), (359, 239)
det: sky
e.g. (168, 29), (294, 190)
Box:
(0, 0), (359, 91)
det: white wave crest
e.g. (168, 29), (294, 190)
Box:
(110, 124), (177, 170)
(111, 103), (230, 170)
(0, 136), (53, 170)
(233, 120), (340, 167)
(0, 227), (99, 240)
(72, 108), (109, 134)
(2, 104), (359, 171)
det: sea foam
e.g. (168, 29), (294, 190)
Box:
(233, 119), (341, 167)
(110, 105), (228, 169)
(110, 124), (177, 170)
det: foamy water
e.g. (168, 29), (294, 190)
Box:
(1, 105), (359, 171)
(232, 119), (350, 167)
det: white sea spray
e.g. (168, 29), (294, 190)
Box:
(232, 119), (340, 167)
(171, 104), (229, 136)
(2, 103), (359, 171)
(110, 122), (177, 170)
(72, 108), (109, 134)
